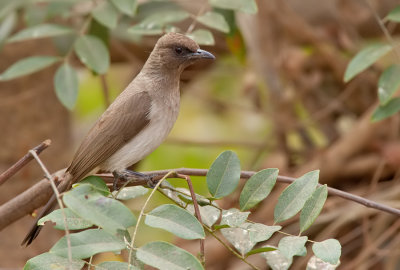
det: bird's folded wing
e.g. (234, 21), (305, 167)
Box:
(67, 91), (151, 181)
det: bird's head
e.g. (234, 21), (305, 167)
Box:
(150, 32), (215, 71)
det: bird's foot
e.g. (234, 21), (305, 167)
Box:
(112, 170), (157, 190)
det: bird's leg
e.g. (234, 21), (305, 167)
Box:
(112, 170), (157, 190)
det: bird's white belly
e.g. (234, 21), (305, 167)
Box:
(100, 99), (179, 172)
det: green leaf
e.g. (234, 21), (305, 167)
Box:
(278, 236), (308, 260)
(38, 208), (93, 230)
(385, 6), (400, 22)
(344, 43), (392, 82)
(186, 205), (220, 227)
(137, 241), (204, 270)
(239, 168), (278, 211)
(79, 176), (110, 196)
(241, 223), (281, 243)
(0, 56), (59, 81)
(63, 184), (136, 234)
(261, 247), (293, 270)
(8, 23), (74, 43)
(372, 97), (400, 122)
(97, 261), (137, 270)
(74, 35), (109, 74)
(209, 0), (257, 14)
(196, 11), (230, 33)
(220, 208), (249, 227)
(111, 0), (137, 16)
(50, 229), (125, 259)
(145, 204), (205, 239)
(378, 64), (400, 105)
(220, 227), (256, 256)
(54, 63), (78, 110)
(300, 185), (327, 233)
(128, 10), (188, 35)
(246, 246), (277, 257)
(113, 186), (148, 200)
(312, 239), (341, 265)
(207, 150), (241, 199)
(24, 252), (84, 270)
(274, 170), (319, 223)
(92, 1), (119, 29)
(187, 29), (214, 46)
(0, 12), (17, 45)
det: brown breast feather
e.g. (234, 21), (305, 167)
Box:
(66, 91), (151, 182)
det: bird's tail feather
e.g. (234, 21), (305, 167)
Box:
(21, 172), (74, 246)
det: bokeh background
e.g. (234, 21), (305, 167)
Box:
(1, 0), (400, 269)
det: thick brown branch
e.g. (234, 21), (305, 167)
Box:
(1, 168), (399, 233)
(0, 139), (51, 186)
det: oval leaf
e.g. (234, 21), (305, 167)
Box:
(38, 208), (93, 230)
(0, 56), (59, 81)
(312, 239), (341, 265)
(209, 0), (257, 14)
(300, 184), (328, 233)
(207, 150), (241, 199)
(239, 168), (278, 211)
(97, 261), (138, 270)
(221, 208), (249, 227)
(110, 0), (137, 16)
(241, 223), (281, 243)
(246, 246), (277, 257)
(145, 204), (205, 239)
(54, 63), (78, 110)
(186, 204), (220, 227)
(344, 43), (392, 82)
(278, 236), (308, 260)
(221, 227), (255, 256)
(113, 186), (148, 200)
(137, 241), (204, 270)
(0, 12), (17, 45)
(274, 170), (319, 223)
(74, 35), (109, 74)
(372, 97), (400, 122)
(92, 1), (119, 29)
(261, 247), (293, 270)
(378, 64), (400, 105)
(79, 175), (110, 196)
(8, 23), (74, 43)
(24, 252), (84, 270)
(187, 29), (214, 46)
(63, 184), (136, 234)
(50, 229), (125, 259)
(196, 11), (229, 33)
(385, 6), (400, 22)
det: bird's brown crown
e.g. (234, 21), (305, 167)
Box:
(156, 32), (199, 53)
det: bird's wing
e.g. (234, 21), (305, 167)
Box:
(67, 91), (151, 181)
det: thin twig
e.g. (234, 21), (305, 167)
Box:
(186, 5), (207, 34)
(176, 173), (205, 264)
(128, 171), (175, 269)
(96, 168), (400, 217)
(0, 140), (51, 186)
(100, 74), (110, 108)
(28, 151), (73, 268)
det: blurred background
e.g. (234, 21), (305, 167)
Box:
(1, 0), (400, 269)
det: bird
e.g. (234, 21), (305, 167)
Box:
(22, 32), (215, 245)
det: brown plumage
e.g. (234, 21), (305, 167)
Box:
(22, 32), (215, 245)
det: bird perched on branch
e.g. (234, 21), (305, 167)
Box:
(22, 32), (215, 245)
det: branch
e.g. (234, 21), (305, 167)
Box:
(0, 140), (51, 186)
(1, 168), (399, 233)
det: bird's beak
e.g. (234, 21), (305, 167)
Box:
(189, 49), (215, 60)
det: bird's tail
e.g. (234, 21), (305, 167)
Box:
(21, 172), (74, 246)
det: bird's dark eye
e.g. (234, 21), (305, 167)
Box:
(175, 47), (183, 55)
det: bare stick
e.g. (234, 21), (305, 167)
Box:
(100, 74), (110, 107)
(98, 168), (400, 217)
(29, 151), (72, 268)
(0, 140), (51, 186)
(177, 173), (205, 264)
